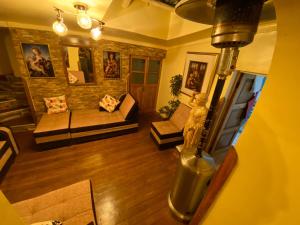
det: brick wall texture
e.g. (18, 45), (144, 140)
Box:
(9, 28), (166, 121)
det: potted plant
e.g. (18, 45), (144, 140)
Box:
(159, 74), (183, 119)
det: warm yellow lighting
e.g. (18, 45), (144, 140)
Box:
(52, 5), (104, 37)
(52, 20), (68, 36)
(91, 26), (102, 40)
(77, 11), (92, 29)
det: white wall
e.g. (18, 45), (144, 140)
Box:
(157, 23), (277, 111)
(201, 1), (300, 224)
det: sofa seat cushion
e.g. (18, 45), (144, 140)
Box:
(33, 112), (71, 145)
(151, 121), (182, 139)
(34, 112), (70, 137)
(70, 109), (128, 132)
(13, 180), (96, 225)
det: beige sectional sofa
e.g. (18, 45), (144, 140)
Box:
(33, 94), (138, 149)
(13, 180), (97, 225)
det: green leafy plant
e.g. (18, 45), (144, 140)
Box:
(159, 74), (183, 119)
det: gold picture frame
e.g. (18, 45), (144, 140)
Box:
(61, 45), (97, 86)
(103, 50), (121, 80)
(20, 42), (55, 78)
(181, 52), (219, 96)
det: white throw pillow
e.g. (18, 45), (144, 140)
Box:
(44, 95), (68, 114)
(99, 94), (120, 113)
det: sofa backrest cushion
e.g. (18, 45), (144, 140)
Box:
(119, 94), (137, 120)
(170, 103), (191, 130)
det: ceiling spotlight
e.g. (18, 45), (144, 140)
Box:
(52, 8), (68, 36)
(91, 21), (104, 41)
(74, 3), (92, 29)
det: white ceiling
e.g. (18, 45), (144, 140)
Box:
(0, 0), (112, 31)
(0, 0), (210, 40)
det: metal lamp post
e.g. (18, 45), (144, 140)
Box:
(169, 0), (266, 221)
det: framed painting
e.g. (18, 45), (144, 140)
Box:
(21, 43), (55, 78)
(181, 52), (219, 96)
(103, 51), (121, 79)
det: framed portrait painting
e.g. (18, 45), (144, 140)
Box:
(181, 52), (219, 96)
(21, 43), (55, 78)
(103, 51), (121, 79)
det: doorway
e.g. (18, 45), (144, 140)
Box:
(207, 71), (266, 161)
(129, 56), (162, 113)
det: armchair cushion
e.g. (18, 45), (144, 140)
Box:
(169, 103), (191, 130)
(151, 121), (182, 139)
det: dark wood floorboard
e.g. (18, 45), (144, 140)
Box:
(0, 113), (183, 225)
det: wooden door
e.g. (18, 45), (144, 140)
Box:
(130, 57), (162, 112)
(142, 59), (161, 112)
(210, 71), (266, 157)
(130, 57), (147, 110)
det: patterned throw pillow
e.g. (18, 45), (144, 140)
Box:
(44, 95), (68, 114)
(99, 94), (120, 113)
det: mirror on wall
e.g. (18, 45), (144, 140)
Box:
(62, 46), (95, 85)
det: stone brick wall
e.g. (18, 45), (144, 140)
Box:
(9, 28), (166, 121)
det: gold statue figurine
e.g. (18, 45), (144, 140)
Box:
(182, 93), (208, 151)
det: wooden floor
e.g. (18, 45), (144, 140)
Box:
(0, 113), (184, 225)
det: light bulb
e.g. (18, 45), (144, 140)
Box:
(77, 11), (92, 29)
(91, 27), (102, 41)
(52, 20), (68, 36)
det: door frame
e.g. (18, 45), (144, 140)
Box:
(129, 55), (163, 112)
(209, 71), (267, 155)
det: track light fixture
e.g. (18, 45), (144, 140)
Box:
(52, 3), (105, 40)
